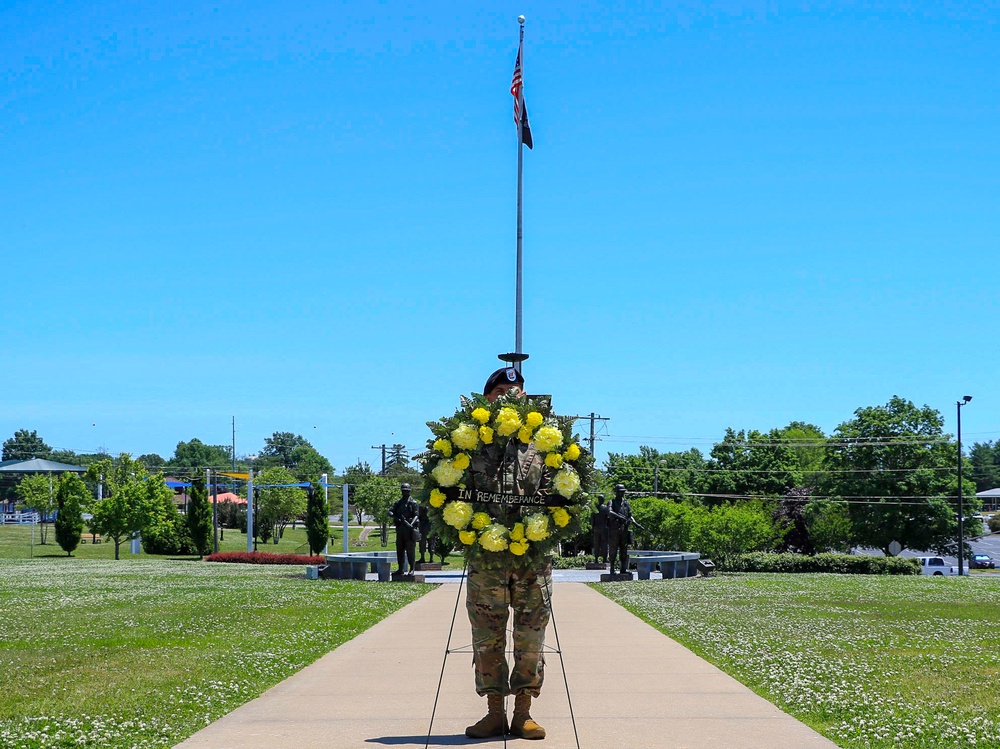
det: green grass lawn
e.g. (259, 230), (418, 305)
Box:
(0, 556), (429, 749)
(0, 522), (441, 561)
(599, 573), (1000, 749)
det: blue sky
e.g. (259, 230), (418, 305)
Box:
(2, 1), (997, 472)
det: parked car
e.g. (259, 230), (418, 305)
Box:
(970, 554), (995, 570)
(916, 556), (967, 576)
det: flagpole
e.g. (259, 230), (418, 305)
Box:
(514, 16), (525, 370)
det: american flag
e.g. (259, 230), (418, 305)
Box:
(510, 42), (533, 149)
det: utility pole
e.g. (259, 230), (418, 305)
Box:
(570, 412), (610, 456)
(371, 444), (387, 475)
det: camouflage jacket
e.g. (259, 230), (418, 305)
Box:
(469, 438), (551, 526)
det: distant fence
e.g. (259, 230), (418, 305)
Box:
(1, 512), (40, 525)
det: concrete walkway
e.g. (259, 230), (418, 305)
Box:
(174, 582), (838, 749)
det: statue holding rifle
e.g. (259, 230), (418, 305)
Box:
(607, 483), (634, 575)
(390, 483), (421, 575)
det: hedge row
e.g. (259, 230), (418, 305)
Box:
(728, 552), (920, 575)
(553, 554), (597, 569)
(205, 551), (326, 565)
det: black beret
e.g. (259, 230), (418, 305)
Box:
(484, 366), (524, 395)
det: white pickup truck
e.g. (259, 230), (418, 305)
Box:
(916, 556), (968, 576)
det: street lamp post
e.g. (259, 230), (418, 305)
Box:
(957, 395), (972, 576)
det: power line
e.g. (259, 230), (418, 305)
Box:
(569, 413), (609, 455)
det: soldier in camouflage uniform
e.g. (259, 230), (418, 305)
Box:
(464, 365), (550, 741)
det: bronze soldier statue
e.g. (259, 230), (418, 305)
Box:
(417, 504), (430, 564)
(390, 483), (420, 574)
(591, 494), (609, 565)
(607, 483), (632, 575)
(464, 364), (548, 741)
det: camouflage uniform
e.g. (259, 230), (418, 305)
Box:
(466, 437), (552, 697)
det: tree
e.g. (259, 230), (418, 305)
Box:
(691, 501), (784, 568)
(186, 477), (213, 557)
(778, 421), (828, 485)
(803, 499), (853, 553)
(605, 446), (706, 498)
(305, 482), (330, 555)
(772, 488), (814, 555)
(15, 474), (57, 544)
(138, 453), (167, 470)
(344, 461), (374, 524)
(287, 445), (334, 483)
(169, 439), (233, 469)
(254, 466), (307, 544)
(354, 476), (398, 546)
(256, 432), (333, 481)
(969, 440), (1000, 494)
(2, 429), (52, 461)
(629, 496), (702, 551)
(703, 428), (801, 502)
(821, 396), (974, 556)
(54, 473), (87, 556)
(85, 454), (155, 560)
(141, 477), (192, 555)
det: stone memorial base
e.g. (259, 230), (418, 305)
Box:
(415, 562), (442, 571)
(391, 571), (425, 583)
(600, 572), (634, 582)
(585, 562), (607, 570)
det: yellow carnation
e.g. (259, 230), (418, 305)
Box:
(433, 438), (453, 458)
(550, 507), (571, 527)
(479, 425), (494, 444)
(443, 500), (473, 529)
(495, 407), (522, 437)
(545, 452), (563, 469)
(429, 489), (446, 508)
(479, 524), (509, 552)
(471, 511), (491, 530)
(525, 513), (550, 541)
(432, 460), (463, 487)
(532, 425), (564, 453)
(452, 452), (470, 471)
(471, 407), (491, 424)
(510, 522), (525, 541)
(525, 411), (544, 428)
(563, 443), (581, 461)
(451, 423), (480, 451)
(459, 530), (478, 545)
(509, 539), (529, 556)
(553, 467), (581, 498)
(518, 425), (533, 444)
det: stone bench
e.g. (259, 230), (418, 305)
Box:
(628, 550), (701, 580)
(321, 552), (396, 582)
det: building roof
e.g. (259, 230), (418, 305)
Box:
(0, 458), (86, 473)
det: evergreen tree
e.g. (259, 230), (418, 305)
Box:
(186, 477), (213, 557)
(54, 473), (87, 556)
(305, 482), (330, 555)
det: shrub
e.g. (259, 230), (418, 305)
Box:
(205, 551), (326, 565)
(553, 554), (596, 569)
(728, 552), (919, 575)
(989, 515), (1000, 533)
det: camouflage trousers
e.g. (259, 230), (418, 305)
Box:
(466, 560), (552, 697)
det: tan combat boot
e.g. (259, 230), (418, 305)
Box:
(510, 693), (546, 740)
(465, 694), (508, 738)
